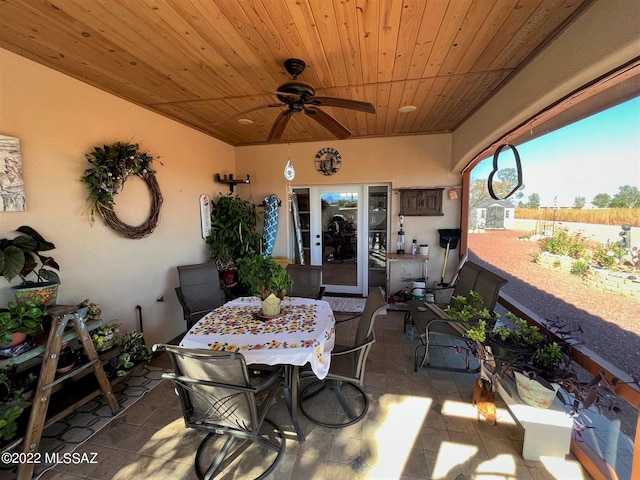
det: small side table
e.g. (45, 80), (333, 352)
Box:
(385, 253), (429, 299)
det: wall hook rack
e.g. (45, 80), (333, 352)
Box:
(214, 173), (251, 192)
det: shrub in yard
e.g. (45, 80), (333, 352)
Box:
(593, 242), (626, 269)
(531, 252), (540, 263)
(571, 259), (589, 276)
(538, 228), (590, 259)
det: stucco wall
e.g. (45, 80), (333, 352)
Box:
(452, 0), (640, 171)
(0, 49), (234, 346)
(233, 135), (464, 290)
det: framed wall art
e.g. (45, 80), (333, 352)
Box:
(0, 134), (27, 212)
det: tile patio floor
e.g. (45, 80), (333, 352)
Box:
(34, 310), (595, 479)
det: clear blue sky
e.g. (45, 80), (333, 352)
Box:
(472, 96), (640, 207)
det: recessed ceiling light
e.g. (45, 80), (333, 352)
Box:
(237, 118), (254, 125)
(398, 105), (417, 113)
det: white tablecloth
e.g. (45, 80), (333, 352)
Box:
(180, 296), (335, 379)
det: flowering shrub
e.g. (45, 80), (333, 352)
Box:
(538, 228), (638, 273)
(538, 228), (591, 259)
(593, 242), (627, 269)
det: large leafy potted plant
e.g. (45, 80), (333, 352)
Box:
(0, 226), (60, 305)
(484, 313), (543, 361)
(236, 254), (292, 317)
(206, 193), (260, 280)
(483, 316), (620, 422)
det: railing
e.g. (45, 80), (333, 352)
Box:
(498, 292), (639, 480)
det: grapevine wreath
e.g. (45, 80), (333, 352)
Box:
(82, 142), (163, 239)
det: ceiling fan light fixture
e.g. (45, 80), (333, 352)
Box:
(398, 105), (417, 113)
(237, 118), (254, 125)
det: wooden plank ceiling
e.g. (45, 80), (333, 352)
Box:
(0, 0), (591, 146)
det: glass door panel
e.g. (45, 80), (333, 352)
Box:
(367, 185), (388, 292)
(317, 188), (361, 294)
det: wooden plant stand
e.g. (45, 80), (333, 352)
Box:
(16, 305), (120, 480)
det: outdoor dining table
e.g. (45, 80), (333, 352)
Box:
(179, 295), (336, 442)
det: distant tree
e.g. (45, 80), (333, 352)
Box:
(609, 185), (640, 208)
(471, 167), (524, 204)
(591, 193), (612, 208)
(469, 178), (489, 209)
(524, 193), (540, 209)
(573, 196), (586, 209)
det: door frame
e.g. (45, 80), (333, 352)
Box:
(311, 185), (364, 295)
(291, 184), (389, 296)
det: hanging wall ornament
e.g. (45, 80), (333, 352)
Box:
(488, 143), (523, 200)
(284, 159), (295, 181)
(284, 144), (296, 182)
(284, 143), (295, 211)
(81, 142), (163, 239)
(314, 147), (342, 176)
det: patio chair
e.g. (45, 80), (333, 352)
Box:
(154, 344), (285, 480)
(175, 262), (225, 329)
(299, 286), (387, 428)
(408, 261), (507, 373)
(286, 264), (325, 299)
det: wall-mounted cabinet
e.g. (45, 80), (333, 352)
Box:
(399, 188), (444, 216)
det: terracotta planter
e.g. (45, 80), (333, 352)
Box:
(3, 332), (27, 348)
(0, 333), (36, 359)
(12, 282), (59, 306)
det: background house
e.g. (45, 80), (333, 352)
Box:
(471, 199), (516, 231)
(0, 2), (637, 348)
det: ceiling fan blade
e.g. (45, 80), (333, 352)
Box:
(304, 107), (351, 139)
(215, 103), (284, 125)
(267, 110), (294, 142)
(309, 96), (376, 114)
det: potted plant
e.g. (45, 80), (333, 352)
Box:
(209, 242), (237, 287)
(0, 226), (61, 306)
(0, 405), (24, 443)
(206, 193), (260, 264)
(484, 313), (544, 361)
(91, 322), (120, 352)
(236, 254), (292, 317)
(446, 291), (496, 344)
(0, 300), (47, 349)
(114, 330), (151, 377)
(0, 361), (38, 444)
(484, 316), (619, 422)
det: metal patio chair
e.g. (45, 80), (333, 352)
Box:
(286, 264), (325, 300)
(154, 344), (285, 480)
(299, 286), (387, 428)
(175, 262), (225, 329)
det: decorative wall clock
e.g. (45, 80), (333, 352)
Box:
(314, 147), (342, 176)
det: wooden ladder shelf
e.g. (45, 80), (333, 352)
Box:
(16, 305), (120, 480)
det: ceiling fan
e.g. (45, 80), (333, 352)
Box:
(218, 58), (376, 142)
